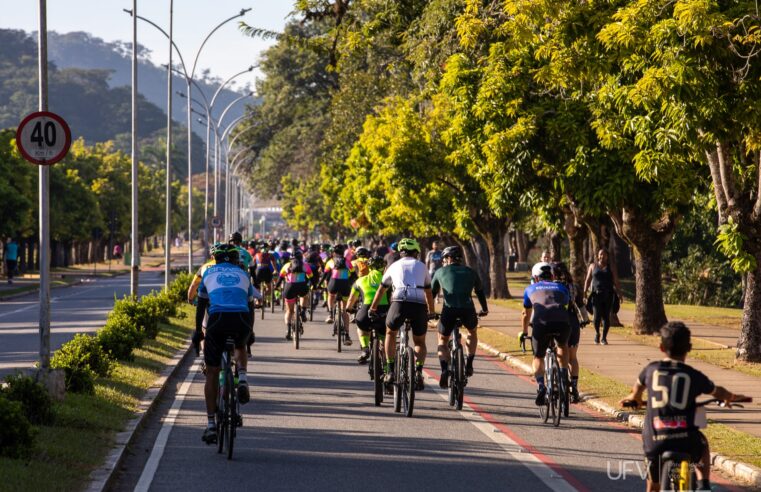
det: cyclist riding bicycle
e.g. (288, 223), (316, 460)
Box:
(431, 246), (488, 388)
(321, 244), (355, 346)
(229, 232), (253, 270)
(187, 243), (221, 333)
(276, 250), (313, 340)
(552, 262), (585, 403)
(346, 255), (389, 364)
(620, 322), (748, 492)
(369, 238), (434, 391)
(253, 245), (277, 299)
(522, 262), (571, 406)
(192, 244), (262, 444)
(305, 244), (324, 288)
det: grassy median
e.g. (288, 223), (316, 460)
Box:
(0, 304), (194, 491)
(477, 326), (761, 469)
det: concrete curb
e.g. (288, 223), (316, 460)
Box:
(85, 340), (195, 492)
(0, 270), (131, 302)
(477, 341), (761, 488)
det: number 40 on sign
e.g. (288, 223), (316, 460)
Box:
(15, 111), (72, 166)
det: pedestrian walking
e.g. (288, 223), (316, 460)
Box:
(4, 238), (19, 284)
(583, 249), (622, 345)
(113, 243), (123, 260)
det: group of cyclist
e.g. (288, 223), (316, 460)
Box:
(186, 232), (749, 491)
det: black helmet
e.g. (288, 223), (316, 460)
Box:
(351, 239), (362, 248)
(355, 247), (370, 259)
(229, 231), (242, 244)
(368, 255), (385, 271)
(248, 240), (257, 248)
(214, 244), (239, 264)
(442, 246), (463, 262)
(333, 244), (346, 256)
(293, 250), (303, 260)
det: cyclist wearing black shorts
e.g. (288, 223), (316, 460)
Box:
(552, 262), (585, 403)
(521, 262), (571, 406)
(346, 256), (389, 364)
(369, 238), (434, 391)
(192, 244), (262, 444)
(431, 246), (488, 388)
(620, 322), (747, 492)
(321, 245), (355, 342)
(276, 250), (313, 340)
(305, 244), (324, 288)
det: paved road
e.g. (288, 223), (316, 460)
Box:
(112, 311), (749, 492)
(0, 271), (166, 376)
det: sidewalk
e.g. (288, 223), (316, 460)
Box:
(480, 300), (761, 440)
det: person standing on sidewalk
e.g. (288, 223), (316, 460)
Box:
(583, 249), (622, 345)
(3, 238), (19, 284)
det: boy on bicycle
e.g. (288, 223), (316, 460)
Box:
(620, 322), (748, 492)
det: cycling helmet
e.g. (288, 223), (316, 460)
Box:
(442, 246), (463, 261)
(333, 244), (346, 256)
(368, 255), (385, 271)
(390, 242), (398, 252)
(351, 239), (362, 248)
(397, 238), (420, 253)
(229, 231), (243, 244)
(531, 262), (553, 280)
(355, 246), (370, 259)
(293, 250), (304, 260)
(248, 240), (257, 249)
(214, 244), (239, 264)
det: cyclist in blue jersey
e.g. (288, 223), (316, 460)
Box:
(193, 244), (261, 444)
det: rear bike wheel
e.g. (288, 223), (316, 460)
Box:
(403, 345), (415, 417)
(550, 365), (561, 427)
(225, 369), (236, 460)
(447, 349), (456, 407)
(658, 459), (686, 492)
(270, 285), (276, 313)
(294, 307), (301, 350)
(393, 355), (402, 413)
(336, 305), (343, 353)
(309, 291), (315, 322)
(455, 347), (465, 410)
(372, 338), (383, 406)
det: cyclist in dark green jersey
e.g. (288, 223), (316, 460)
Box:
(431, 246), (488, 387)
(346, 256), (389, 364)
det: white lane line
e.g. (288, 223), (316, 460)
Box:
(424, 373), (579, 492)
(134, 361), (201, 492)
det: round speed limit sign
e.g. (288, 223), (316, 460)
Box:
(15, 111), (72, 165)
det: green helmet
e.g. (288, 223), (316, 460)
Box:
(210, 242), (225, 256)
(397, 238), (420, 253)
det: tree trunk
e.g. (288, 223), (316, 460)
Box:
(471, 235), (491, 297)
(563, 208), (587, 297)
(549, 230), (562, 261)
(610, 208), (675, 334)
(479, 220), (510, 299)
(736, 262), (761, 361)
(515, 231), (528, 263)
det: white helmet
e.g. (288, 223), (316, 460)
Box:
(531, 262), (553, 281)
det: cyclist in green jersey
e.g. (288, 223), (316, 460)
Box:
(229, 232), (253, 270)
(431, 246), (488, 387)
(346, 256), (389, 364)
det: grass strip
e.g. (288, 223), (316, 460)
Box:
(477, 327), (761, 469)
(0, 304), (194, 491)
(609, 326), (761, 380)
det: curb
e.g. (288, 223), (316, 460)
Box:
(477, 341), (761, 488)
(0, 278), (84, 301)
(85, 340), (195, 492)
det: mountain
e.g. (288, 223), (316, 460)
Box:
(47, 31), (255, 139)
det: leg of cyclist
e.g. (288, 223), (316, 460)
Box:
(383, 326), (398, 383)
(355, 306), (372, 363)
(341, 304), (352, 345)
(555, 322), (572, 394)
(203, 365), (220, 441)
(437, 332), (451, 388)
(326, 292), (336, 324)
(284, 300), (295, 340)
(465, 328), (477, 376)
(530, 325), (549, 405)
(299, 293), (308, 322)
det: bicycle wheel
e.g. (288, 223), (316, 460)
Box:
(373, 338), (383, 406)
(550, 365), (561, 427)
(336, 305), (343, 353)
(404, 345), (415, 417)
(455, 347), (465, 410)
(225, 369), (235, 460)
(561, 372), (570, 418)
(659, 459), (683, 492)
(309, 291), (315, 322)
(447, 352), (456, 407)
(393, 355), (402, 413)
(294, 307), (301, 350)
(270, 286), (275, 313)
(216, 372), (226, 454)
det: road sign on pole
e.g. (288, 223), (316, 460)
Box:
(210, 215), (222, 229)
(15, 111), (71, 166)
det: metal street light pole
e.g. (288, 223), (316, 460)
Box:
(37, 0), (51, 370)
(164, 0), (173, 288)
(130, 0), (139, 297)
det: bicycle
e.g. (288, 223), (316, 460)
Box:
(393, 318), (415, 417)
(332, 295), (349, 352)
(622, 397), (752, 491)
(290, 298), (306, 350)
(363, 309), (387, 406)
(216, 336), (240, 460)
(270, 279), (277, 314)
(542, 337), (568, 426)
(440, 312), (485, 411)
(309, 286), (323, 322)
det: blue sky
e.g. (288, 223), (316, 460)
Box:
(0, 1), (294, 88)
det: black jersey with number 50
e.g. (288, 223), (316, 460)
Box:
(638, 360), (715, 453)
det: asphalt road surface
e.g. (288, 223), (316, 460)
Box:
(112, 308), (750, 492)
(0, 271), (167, 376)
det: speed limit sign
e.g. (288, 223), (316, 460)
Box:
(15, 111), (72, 165)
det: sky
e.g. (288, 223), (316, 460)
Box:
(0, 0), (295, 89)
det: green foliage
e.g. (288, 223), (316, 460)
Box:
(50, 334), (115, 394)
(97, 313), (143, 361)
(111, 296), (159, 340)
(166, 272), (194, 305)
(0, 398), (34, 458)
(2, 374), (54, 425)
(715, 218), (758, 274)
(664, 245), (743, 307)
(140, 291), (177, 325)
